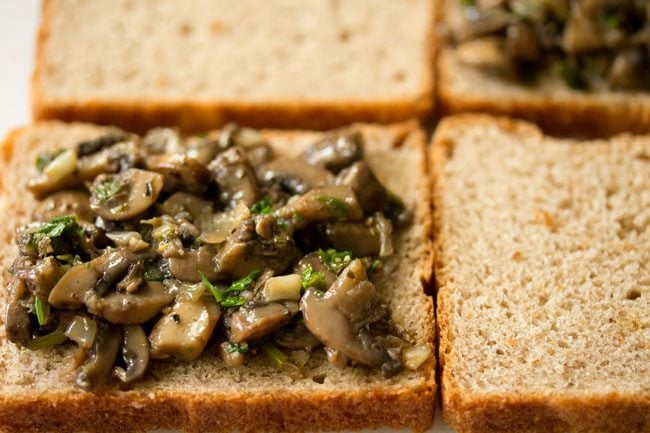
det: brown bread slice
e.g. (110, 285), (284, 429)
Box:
(432, 114), (650, 433)
(32, 0), (437, 133)
(437, 0), (650, 137)
(0, 121), (435, 433)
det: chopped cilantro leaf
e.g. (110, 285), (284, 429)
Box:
(201, 269), (260, 307)
(251, 196), (273, 214)
(224, 269), (262, 294)
(94, 180), (123, 203)
(225, 341), (248, 354)
(36, 215), (83, 240)
(317, 248), (353, 273)
(316, 195), (349, 219)
(301, 264), (324, 290)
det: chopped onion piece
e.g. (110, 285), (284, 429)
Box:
(403, 344), (432, 371)
(106, 231), (150, 252)
(43, 149), (77, 182)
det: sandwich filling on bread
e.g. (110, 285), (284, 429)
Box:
(4, 124), (431, 391)
(449, 0), (650, 91)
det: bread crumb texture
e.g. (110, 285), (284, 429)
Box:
(433, 115), (650, 433)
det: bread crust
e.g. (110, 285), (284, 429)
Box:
(31, 0), (437, 134)
(0, 121), (436, 433)
(436, 0), (650, 137)
(430, 114), (650, 433)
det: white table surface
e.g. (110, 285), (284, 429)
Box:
(0, 1), (454, 432)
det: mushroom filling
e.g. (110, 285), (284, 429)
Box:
(5, 124), (427, 391)
(451, 0), (650, 91)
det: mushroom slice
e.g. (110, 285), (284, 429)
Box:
(76, 131), (130, 157)
(65, 316), (98, 350)
(608, 49), (647, 91)
(90, 169), (163, 221)
(229, 302), (295, 343)
(114, 325), (150, 384)
(325, 222), (381, 258)
(145, 154), (211, 194)
(48, 262), (99, 309)
(76, 321), (121, 391)
(258, 159), (335, 194)
(336, 162), (389, 214)
(302, 131), (363, 173)
(301, 259), (400, 374)
(85, 281), (174, 325)
(149, 294), (221, 361)
(209, 147), (260, 208)
(456, 37), (516, 78)
(294, 252), (336, 290)
(77, 141), (141, 181)
(276, 185), (363, 226)
(160, 192), (212, 222)
(32, 190), (93, 222)
(168, 245), (221, 282)
(273, 319), (322, 351)
(142, 128), (183, 155)
(5, 301), (32, 346)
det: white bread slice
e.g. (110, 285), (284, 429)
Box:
(32, 0), (437, 133)
(0, 121), (435, 433)
(432, 114), (650, 433)
(437, 0), (650, 136)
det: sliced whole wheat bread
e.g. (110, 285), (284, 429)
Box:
(0, 121), (435, 433)
(432, 114), (650, 433)
(32, 0), (437, 133)
(437, 0), (650, 137)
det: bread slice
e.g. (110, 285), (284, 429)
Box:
(32, 0), (437, 134)
(432, 114), (650, 433)
(0, 121), (435, 433)
(437, 0), (650, 137)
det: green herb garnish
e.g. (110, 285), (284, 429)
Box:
(251, 196), (273, 214)
(301, 265), (324, 290)
(144, 269), (166, 281)
(36, 215), (83, 240)
(94, 181), (123, 203)
(25, 327), (67, 350)
(261, 342), (288, 369)
(368, 259), (382, 276)
(224, 341), (249, 354)
(603, 13), (621, 30)
(316, 195), (349, 219)
(34, 297), (49, 326)
(201, 269), (261, 308)
(292, 212), (304, 225)
(35, 150), (64, 172)
(318, 248), (353, 273)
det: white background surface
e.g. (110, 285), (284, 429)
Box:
(0, 1), (453, 432)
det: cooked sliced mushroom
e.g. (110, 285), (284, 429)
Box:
(160, 192), (212, 222)
(32, 190), (93, 222)
(562, 2), (625, 54)
(65, 316), (98, 350)
(325, 221), (384, 258)
(258, 158), (335, 194)
(276, 185), (363, 227)
(76, 321), (121, 391)
(5, 301), (32, 346)
(141, 128), (183, 155)
(49, 261), (100, 309)
(209, 147), (260, 208)
(168, 245), (221, 282)
(114, 325), (150, 384)
(145, 154), (211, 194)
(216, 216), (299, 278)
(77, 141), (141, 181)
(302, 131), (363, 173)
(90, 169), (163, 221)
(273, 319), (322, 351)
(85, 281), (174, 324)
(294, 252), (336, 290)
(229, 302), (295, 343)
(76, 131), (130, 157)
(301, 259), (402, 376)
(608, 49), (647, 90)
(335, 162), (389, 214)
(149, 294), (221, 361)
(452, 4), (511, 41)
(505, 22), (540, 62)
(22, 256), (66, 299)
(456, 37), (516, 77)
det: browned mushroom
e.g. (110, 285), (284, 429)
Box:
(32, 190), (94, 222)
(209, 147), (260, 208)
(76, 321), (121, 391)
(145, 154), (211, 194)
(258, 158), (335, 194)
(229, 302), (295, 343)
(276, 185), (363, 227)
(89, 169), (163, 221)
(302, 131), (363, 173)
(114, 324), (150, 384)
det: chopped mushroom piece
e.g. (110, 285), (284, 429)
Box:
(160, 192), (212, 222)
(77, 142), (141, 181)
(301, 259), (402, 376)
(32, 190), (93, 222)
(229, 302), (295, 343)
(114, 325), (150, 384)
(302, 131), (363, 173)
(209, 147), (260, 208)
(276, 185), (363, 226)
(149, 294), (221, 361)
(168, 245), (221, 282)
(273, 320), (322, 351)
(5, 301), (32, 346)
(145, 154), (211, 194)
(258, 158), (335, 194)
(76, 321), (121, 391)
(90, 169), (163, 221)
